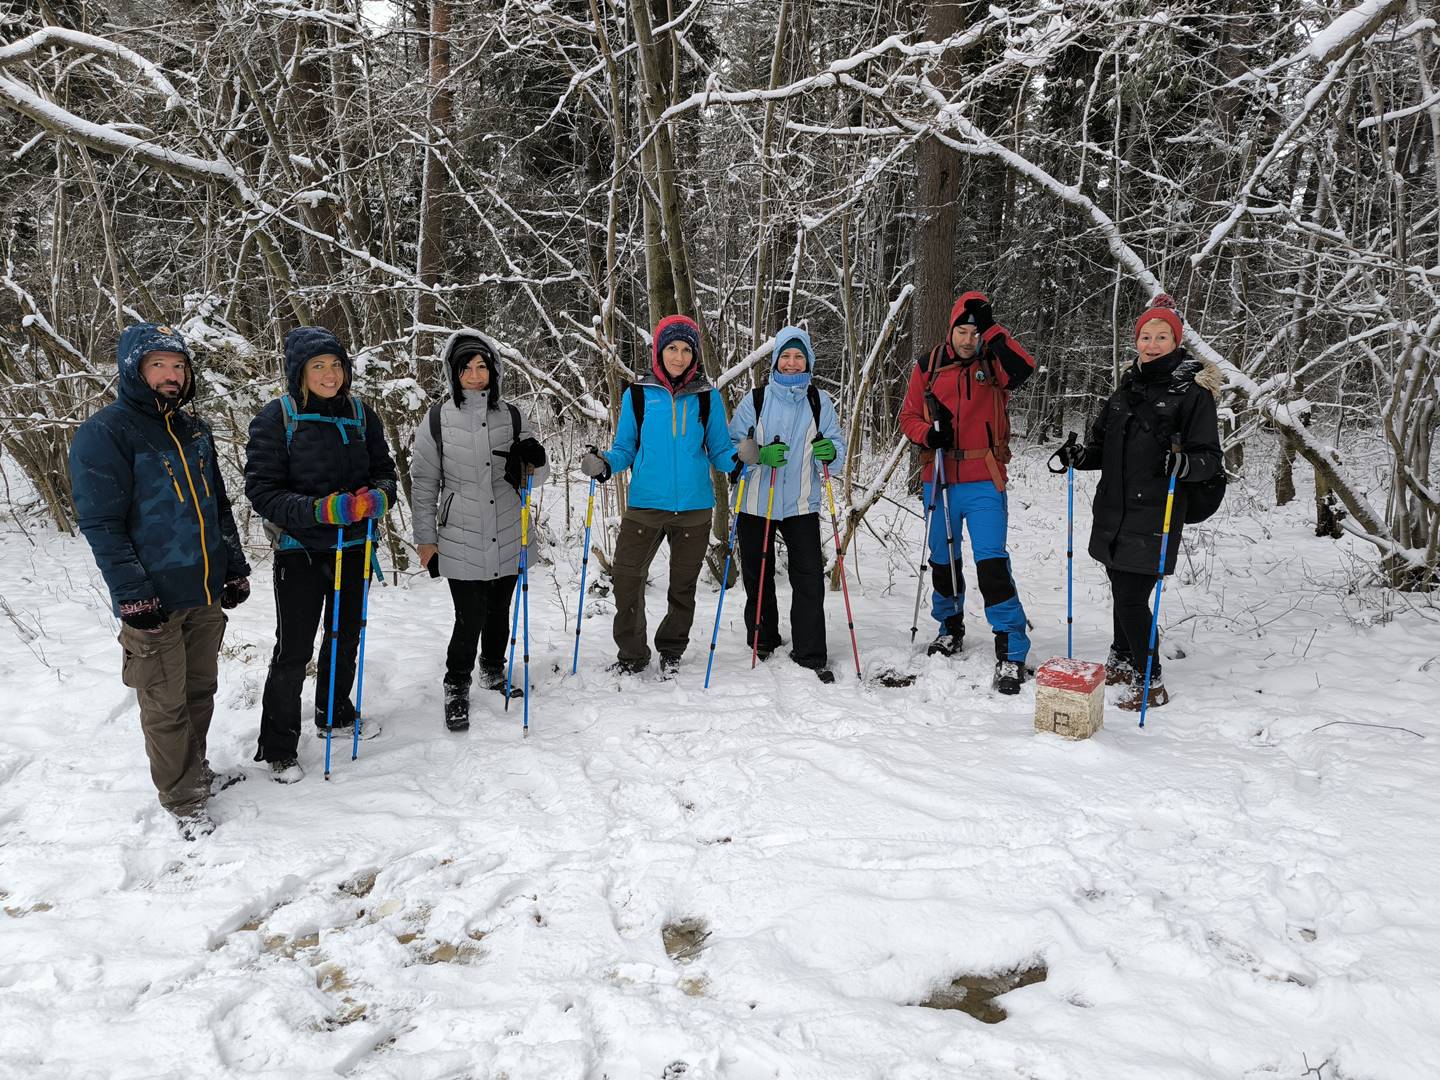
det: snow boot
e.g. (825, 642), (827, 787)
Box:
(1105, 647), (1137, 686)
(175, 808), (215, 841)
(927, 616), (965, 657)
(659, 652), (682, 677)
(1117, 674), (1170, 712)
(993, 659), (1025, 696)
(814, 667), (835, 685)
(444, 679), (470, 732)
(202, 763), (246, 795)
(480, 661), (523, 699)
(270, 758), (304, 784)
(608, 657), (649, 676)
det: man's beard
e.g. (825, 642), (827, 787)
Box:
(155, 384), (183, 400)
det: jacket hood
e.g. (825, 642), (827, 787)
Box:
(771, 326), (815, 380)
(116, 322), (196, 415)
(283, 326), (350, 400)
(440, 329), (503, 408)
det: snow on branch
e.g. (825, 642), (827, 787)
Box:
(0, 26), (182, 110)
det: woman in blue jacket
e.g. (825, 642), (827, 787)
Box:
(580, 315), (737, 676)
(728, 327), (847, 682)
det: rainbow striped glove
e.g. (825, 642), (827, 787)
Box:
(314, 492), (360, 525)
(352, 487), (390, 520)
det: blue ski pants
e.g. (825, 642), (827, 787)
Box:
(923, 479), (1030, 662)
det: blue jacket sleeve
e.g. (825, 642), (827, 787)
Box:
(704, 389), (737, 471)
(244, 401), (320, 532)
(816, 391), (847, 473)
(69, 418), (154, 607)
(604, 390), (639, 475)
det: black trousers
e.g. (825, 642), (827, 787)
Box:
(445, 575), (518, 686)
(1107, 567), (1162, 678)
(736, 512), (827, 669)
(256, 546), (368, 762)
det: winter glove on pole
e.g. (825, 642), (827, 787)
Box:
(220, 577), (251, 609)
(925, 417), (955, 451)
(1049, 432), (1082, 471)
(1162, 449), (1190, 479)
(315, 492), (362, 525)
(580, 446), (612, 482)
(351, 487), (389, 520)
(735, 428), (760, 465)
(811, 437), (837, 463)
(119, 596), (168, 632)
(517, 437), (547, 468)
(961, 294), (995, 335)
(757, 440), (790, 468)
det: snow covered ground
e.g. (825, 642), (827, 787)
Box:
(2, 444), (1438, 1079)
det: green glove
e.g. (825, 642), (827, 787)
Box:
(811, 437), (836, 463)
(758, 441), (789, 468)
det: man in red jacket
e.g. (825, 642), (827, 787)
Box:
(898, 291), (1035, 694)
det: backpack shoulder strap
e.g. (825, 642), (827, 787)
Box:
(807, 385), (822, 431)
(427, 401), (445, 485)
(698, 387), (710, 429)
(750, 386), (764, 425)
(629, 383), (645, 432)
(507, 403), (522, 446)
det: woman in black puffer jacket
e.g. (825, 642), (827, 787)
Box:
(244, 327), (398, 779)
(1056, 296), (1223, 710)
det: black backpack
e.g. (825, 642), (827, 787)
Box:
(427, 399), (522, 489)
(1132, 384), (1227, 525)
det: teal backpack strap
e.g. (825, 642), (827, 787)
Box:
(281, 394), (300, 447)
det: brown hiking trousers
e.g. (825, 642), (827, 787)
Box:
(118, 602), (227, 816)
(611, 507), (711, 665)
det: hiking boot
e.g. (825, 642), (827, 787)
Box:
(659, 652), (682, 677)
(927, 616), (965, 658)
(1117, 674), (1170, 712)
(993, 659), (1025, 695)
(1105, 648), (1137, 686)
(444, 681), (470, 732)
(480, 662), (523, 699)
(813, 667), (835, 685)
(202, 763), (246, 795)
(270, 758), (304, 784)
(608, 657), (649, 676)
(175, 808), (216, 841)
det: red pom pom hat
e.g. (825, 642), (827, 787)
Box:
(1134, 294), (1183, 343)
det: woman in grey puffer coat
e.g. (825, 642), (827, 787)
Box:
(410, 330), (549, 731)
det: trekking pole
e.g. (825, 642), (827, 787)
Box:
(821, 463), (862, 679)
(505, 475), (533, 725)
(1047, 433), (1080, 659)
(323, 526), (344, 781)
(704, 466), (749, 689)
(750, 442), (782, 669)
(909, 469), (940, 643)
(933, 441), (961, 602)
(521, 480), (532, 736)
(351, 517), (376, 761)
(570, 476), (597, 675)
(1139, 439), (1182, 730)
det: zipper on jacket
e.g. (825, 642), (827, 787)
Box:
(197, 450), (212, 498)
(165, 413), (213, 606)
(161, 457), (185, 503)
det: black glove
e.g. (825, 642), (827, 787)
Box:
(119, 596), (168, 632)
(962, 294), (995, 334)
(580, 445), (612, 483)
(517, 437), (546, 468)
(924, 418), (954, 451)
(1054, 439), (1082, 469)
(1162, 449), (1190, 479)
(495, 448), (523, 491)
(220, 577), (250, 609)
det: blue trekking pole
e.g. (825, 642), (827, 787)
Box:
(1139, 439), (1183, 729)
(570, 477), (596, 674)
(505, 475), (533, 731)
(323, 526), (344, 780)
(704, 466), (750, 689)
(351, 517), (376, 762)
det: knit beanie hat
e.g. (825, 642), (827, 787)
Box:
(1134, 294), (1183, 343)
(652, 315), (702, 389)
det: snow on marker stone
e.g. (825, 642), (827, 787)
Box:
(1033, 657), (1105, 740)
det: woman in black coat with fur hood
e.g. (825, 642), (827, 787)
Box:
(1056, 296), (1223, 710)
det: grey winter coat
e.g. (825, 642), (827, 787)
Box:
(410, 332), (549, 581)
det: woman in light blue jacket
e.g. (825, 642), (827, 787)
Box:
(729, 327), (847, 682)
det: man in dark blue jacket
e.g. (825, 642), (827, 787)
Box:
(69, 323), (251, 840)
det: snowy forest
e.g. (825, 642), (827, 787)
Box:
(2, 0), (1438, 588)
(3, 2), (1440, 1078)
